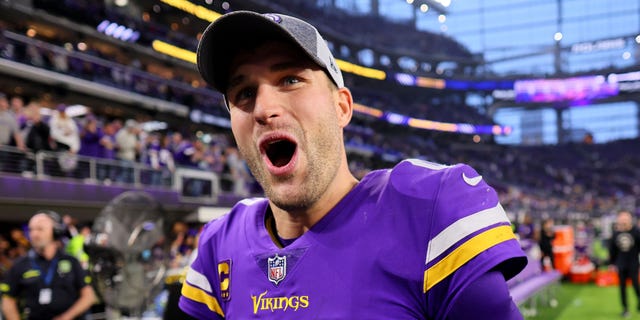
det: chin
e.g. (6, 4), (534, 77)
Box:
(269, 191), (315, 212)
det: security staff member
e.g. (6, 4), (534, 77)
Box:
(1, 211), (96, 320)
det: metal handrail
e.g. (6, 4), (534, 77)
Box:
(0, 145), (226, 200)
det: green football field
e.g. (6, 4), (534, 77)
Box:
(524, 282), (632, 320)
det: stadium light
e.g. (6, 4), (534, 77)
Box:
(160, 0), (222, 22)
(554, 32), (563, 41)
(420, 4), (429, 12)
(152, 40), (197, 64)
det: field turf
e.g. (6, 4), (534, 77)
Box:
(523, 282), (630, 319)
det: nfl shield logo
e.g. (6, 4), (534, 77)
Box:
(267, 254), (287, 285)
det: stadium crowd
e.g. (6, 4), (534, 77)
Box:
(1, 20), (639, 215)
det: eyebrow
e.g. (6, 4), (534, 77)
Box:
(227, 60), (310, 93)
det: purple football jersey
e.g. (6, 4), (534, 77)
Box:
(179, 159), (526, 319)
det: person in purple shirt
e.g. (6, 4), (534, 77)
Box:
(78, 115), (103, 158)
(179, 11), (527, 319)
(96, 120), (117, 182)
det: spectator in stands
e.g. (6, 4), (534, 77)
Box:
(23, 102), (52, 153)
(0, 211), (96, 320)
(158, 134), (176, 186)
(9, 95), (26, 130)
(97, 120), (117, 182)
(78, 114), (104, 159)
(25, 44), (47, 68)
(207, 142), (226, 175)
(115, 119), (141, 183)
(49, 104), (81, 176)
(49, 104), (80, 153)
(609, 210), (640, 318)
(49, 48), (69, 74)
(0, 92), (26, 173)
(178, 11), (526, 319)
(224, 146), (250, 197)
(147, 133), (175, 186)
(170, 132), (196, 168)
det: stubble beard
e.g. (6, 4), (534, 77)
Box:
(240, 123), (343, 213)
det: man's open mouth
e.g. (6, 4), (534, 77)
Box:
(261, 138), (297, 168)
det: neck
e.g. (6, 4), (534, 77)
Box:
(270, 170), (359, 239)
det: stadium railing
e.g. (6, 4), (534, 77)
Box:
(508, 242), (562, 317)
(0, 145), (224, 203)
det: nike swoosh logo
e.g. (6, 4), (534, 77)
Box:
(462, 172), (483, 186)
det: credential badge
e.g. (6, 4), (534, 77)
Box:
(267, 254), (286, 285)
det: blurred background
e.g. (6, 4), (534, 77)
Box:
(0, 0), (638, 319)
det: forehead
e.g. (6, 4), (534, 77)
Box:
(29, 214), (53, 227)
(619, 213), (632, 221)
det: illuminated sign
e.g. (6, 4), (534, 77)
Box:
(96, 20), (140, 42)
(514, 75), (618, 103)
(571, 38), (626, 54)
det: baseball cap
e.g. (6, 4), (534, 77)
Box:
(197, 11), (344, 96)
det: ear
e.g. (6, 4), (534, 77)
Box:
(335, 87), (353, 129)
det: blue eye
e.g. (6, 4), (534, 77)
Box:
(283, 76), (300, 85)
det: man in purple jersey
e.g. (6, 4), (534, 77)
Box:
(179, 10), (527, 319)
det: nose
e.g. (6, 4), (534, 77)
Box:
(253, 85), (283, 125)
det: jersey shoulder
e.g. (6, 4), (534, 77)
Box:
(387, 158), (479, 200)
(198, 197), (268, 245)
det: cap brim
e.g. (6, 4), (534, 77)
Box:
(197, 11), (306, 93)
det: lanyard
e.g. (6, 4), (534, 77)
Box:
(30, 256), (59, 287)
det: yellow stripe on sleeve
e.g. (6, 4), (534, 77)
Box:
(181, 281), (225, 317)
(423, 225), (516, 293)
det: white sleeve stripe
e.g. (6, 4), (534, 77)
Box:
(404, 158), (449, 170)
(238, 197), (264, 206)
(186, 267), (213, 293)
(425, 203), (510, 264)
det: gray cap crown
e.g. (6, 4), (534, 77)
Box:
(197, 11), (344, 95)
